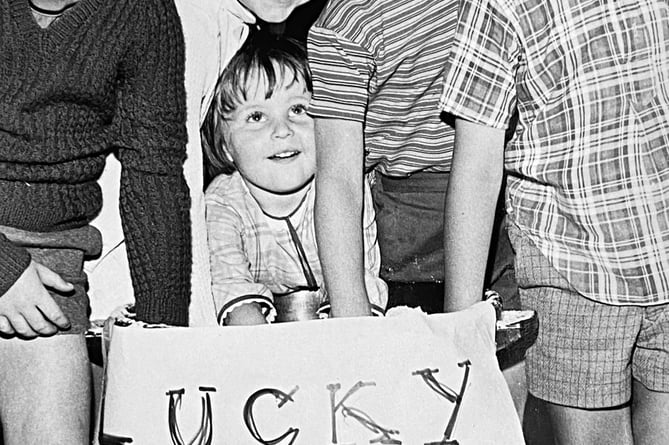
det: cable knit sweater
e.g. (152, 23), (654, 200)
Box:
(0, 0), (192, 325)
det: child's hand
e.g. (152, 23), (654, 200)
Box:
(108, 303), (136, 326)
(0, 261), (73, 338)
(224, 302), (268, 326)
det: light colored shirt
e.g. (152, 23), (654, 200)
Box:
(87, 0), (255, 325)
(307, 0), (457, 176)
(440, 0), (669, 305)
(206, 173), (388, 323)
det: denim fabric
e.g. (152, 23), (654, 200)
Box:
(372, 171), (517, 306)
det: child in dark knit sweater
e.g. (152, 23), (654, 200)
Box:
(0, 0), (191, 442)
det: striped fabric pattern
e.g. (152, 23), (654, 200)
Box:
(307, 0), (458, 176)
(440, 0), (669, 305)
(205, 172), (388, 323)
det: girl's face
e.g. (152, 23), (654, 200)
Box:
(237, 0), (311, 23)
(222, 73), (315, 197)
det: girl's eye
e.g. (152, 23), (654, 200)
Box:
(246, 112), (265, 123)
(291, 104), (308, 115)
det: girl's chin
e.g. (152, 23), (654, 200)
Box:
(245, 173), (315, 197)
(267, 176), (315, 196)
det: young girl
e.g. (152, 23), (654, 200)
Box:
(203, 31), (387, 326)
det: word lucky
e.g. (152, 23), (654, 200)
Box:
(102, 360), (471, 445)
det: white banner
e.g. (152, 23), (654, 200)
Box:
(100, 303), (523, 444)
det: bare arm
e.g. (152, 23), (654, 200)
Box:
(444, 119), (506, 312)
(314, 118), (371, 317)
(224, 303), (267, 326)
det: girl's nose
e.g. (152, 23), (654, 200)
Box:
(272, 119), (294, 138)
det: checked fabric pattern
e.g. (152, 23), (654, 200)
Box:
(440, 0), (669, 305)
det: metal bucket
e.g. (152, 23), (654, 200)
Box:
(273, 290), (323, 323)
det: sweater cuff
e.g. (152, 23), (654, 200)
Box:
(0, 235), (31, 297)
(134, 291), (190, 327)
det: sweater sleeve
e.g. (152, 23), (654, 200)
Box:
(114, 0), (191, 326)
(0, 234), (31, 297)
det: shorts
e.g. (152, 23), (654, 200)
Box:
(0, 225), (102, 335)
(508, 222), (669, 408)
(373, 171), (518, 308)
(372, 171), (449, 283)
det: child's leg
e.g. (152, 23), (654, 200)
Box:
(631, 303), (669, 444)
(632, 381), (669, 445)
(546, 401), (632, 444)
(0, 335), (91, 445)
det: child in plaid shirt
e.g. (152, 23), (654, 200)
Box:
(439, 0), (669, 442)
(203, 32), (387, 326)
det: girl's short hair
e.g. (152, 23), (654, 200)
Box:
(202, 31), (313, 182)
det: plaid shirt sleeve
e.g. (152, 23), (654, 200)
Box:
(205, 183), (275, 325)
(307, 26), (375, 122)
(439, 0), (519, 130)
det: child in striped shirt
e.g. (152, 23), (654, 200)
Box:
(306, 0), (517, 318)
(202, 31), (387, 326)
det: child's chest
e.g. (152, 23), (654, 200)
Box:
(250, 206), (323, 291)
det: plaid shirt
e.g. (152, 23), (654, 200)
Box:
(440, 0), (669, 305)
(205, 173), (388, 323)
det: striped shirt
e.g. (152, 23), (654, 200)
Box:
(440, 0), (669, 305)
(205, 172), (388, 323)
(307, 0), (457, 176)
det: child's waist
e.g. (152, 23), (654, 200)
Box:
(0, 179), (102, 232)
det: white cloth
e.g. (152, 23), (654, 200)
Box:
(87, 0), (255, 326)
(102, 302), (524, 444)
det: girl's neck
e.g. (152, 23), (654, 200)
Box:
(245, 177), (314, 219)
